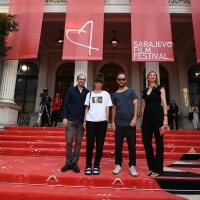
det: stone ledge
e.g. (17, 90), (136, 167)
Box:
(0, 101), (21, 128)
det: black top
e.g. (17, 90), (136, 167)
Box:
(142, 85), (162, 106)
(62, 85), (89, 121)
(141, 85), (164, 129)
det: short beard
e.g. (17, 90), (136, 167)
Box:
(119, 83), (125, 88)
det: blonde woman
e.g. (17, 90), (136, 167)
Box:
(141, 71), (168, 177)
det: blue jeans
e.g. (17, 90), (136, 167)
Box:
(65, 120), (84, 164)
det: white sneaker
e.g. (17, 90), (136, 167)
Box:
(112, 165), (121, 175)
(129, 166), (138, 177)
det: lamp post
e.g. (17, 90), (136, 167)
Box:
(110, 31), (119, 50)
(195, 72), (200, 77)
(56, 30), (64, 49)
(19, 64), (28, 102)
(18, 64), (29, 126)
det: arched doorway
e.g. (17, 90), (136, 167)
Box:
(188, 65), (200, 110)
(100, 64), (123, 96)
(100, 64), (123, 122)
(55, 63), (75, 121)
(55, 63), (75, 100)
(143, 66), (170, 104)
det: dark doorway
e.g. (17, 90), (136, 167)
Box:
(100, 63), (124, 96)
(54, 63), (75, 121)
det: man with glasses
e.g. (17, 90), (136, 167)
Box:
(111, 71), (138, 177)
(61, 74), (89, 173)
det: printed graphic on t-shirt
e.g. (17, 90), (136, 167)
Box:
(92, 96), (102, 103)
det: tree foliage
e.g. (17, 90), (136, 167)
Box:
(0, 14), (19, 57)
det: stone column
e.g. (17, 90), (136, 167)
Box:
(145, 62), (160, 86)
(177, 56), (190, 115)
(34, 52), (49, 112)
(131, 62), (140, 98)
(176, 55), (192, 129)
(0, 58), (3, 86)
(0, 60), (20, 128)
(87, 61), (94, 91)
(0, 60), (18, 103)
(49, 74), (56, 98)
(29, 52), (49, 126)
(74, 61), (88, 88)
(131, 62), (140, 128)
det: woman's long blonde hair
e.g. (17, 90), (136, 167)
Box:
(146, 71), (159, 87)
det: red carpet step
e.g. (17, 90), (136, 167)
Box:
(0, 155), (192, 200)
(0, 126), (200, 200)
(0, 184), (187, 200)
(0, 127), (200, 159)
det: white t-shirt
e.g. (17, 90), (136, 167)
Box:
(84, 91), (113, 122)
(189, 106), (199, 118)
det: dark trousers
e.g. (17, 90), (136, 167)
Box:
(142, 126), (164, 174)
(86, 121), (107, 167)
(65, 120), (84, 164)
(115, 125), (136, 167)
(170, 115), (178, 130)
(50, 110), (60, 127)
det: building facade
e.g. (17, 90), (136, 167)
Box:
(0, 0), (199, 129)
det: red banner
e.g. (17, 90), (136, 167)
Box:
(190, 0), (200, 63)
(62, 0), (104, 60)
(4, 0), (44, 60)
(131, 0), (174, 62)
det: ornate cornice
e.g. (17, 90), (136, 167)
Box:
(0, 0), (191, 14)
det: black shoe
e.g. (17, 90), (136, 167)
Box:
(71, 163), (80, 173)
(61, 163), (71, 172)
(93, 167), (100, 175)
(85, 166), (92, 175)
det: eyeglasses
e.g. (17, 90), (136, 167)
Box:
(78, 78), (86, 81)
(117, 78), (126, 81)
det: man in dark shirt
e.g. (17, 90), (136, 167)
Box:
(111, 71), (138, 177)
(169, 100), (179, 130)
(61, 74), (89, 173)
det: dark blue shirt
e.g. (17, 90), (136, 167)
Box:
(62, 85), (89, 121)
(112, 88), (138, 126)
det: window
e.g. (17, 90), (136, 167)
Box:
(188, 65), (200, 105)
(14, 62), (38, 113)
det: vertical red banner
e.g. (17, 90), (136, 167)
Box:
(190, 0), (200, 63)
(62, 0), (104, 60)
(131, 0), (174, 62)
(4, 0), (45, 60)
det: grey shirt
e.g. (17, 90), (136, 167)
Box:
(112, 88), (138, 126)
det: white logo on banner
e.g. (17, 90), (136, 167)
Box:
(66, 21), (99, 55)
(133, 41), (173, 60)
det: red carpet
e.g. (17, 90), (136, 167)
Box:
(0, 126), (200, 199)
